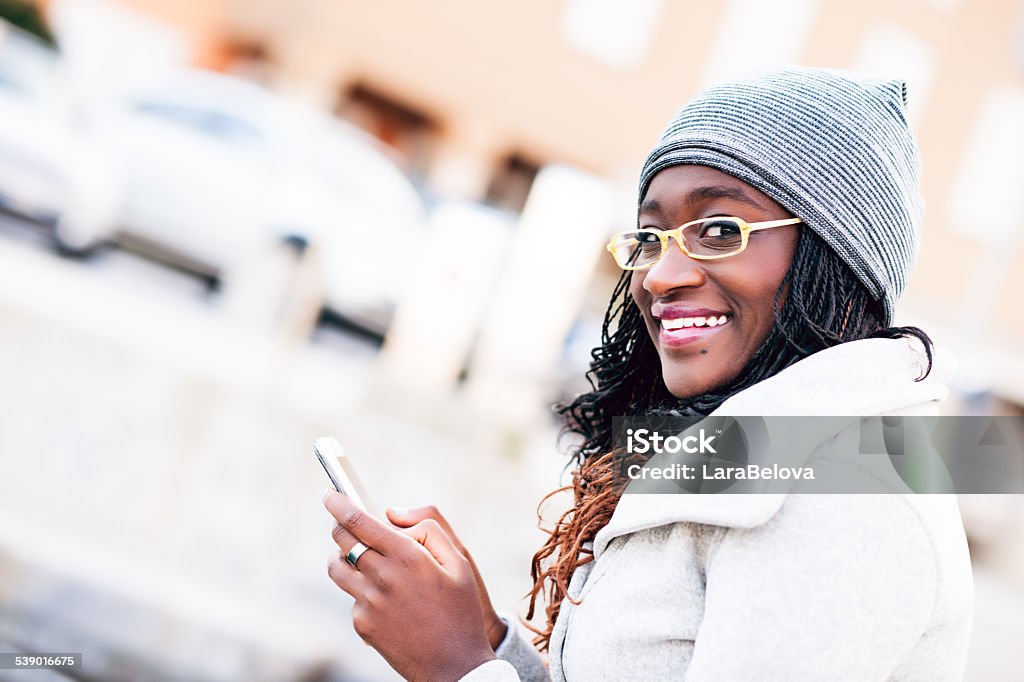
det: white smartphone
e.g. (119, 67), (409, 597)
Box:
(314, 436), (379, 517)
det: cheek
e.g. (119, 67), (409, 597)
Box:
(741, 230), (796, 285)
(628, 271), (645, 298)
(628, 271), (651, 311)
(733, 261), (792, 331)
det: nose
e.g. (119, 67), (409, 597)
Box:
(642, 240), (707, 296)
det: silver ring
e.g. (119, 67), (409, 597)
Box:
(346, 541), (371, 568)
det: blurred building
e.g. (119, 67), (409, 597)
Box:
(49, 0), (1024, 410)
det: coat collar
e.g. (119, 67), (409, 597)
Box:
(591, 337), (955, 560)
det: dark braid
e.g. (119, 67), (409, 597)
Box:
(525, 226), (933, 650)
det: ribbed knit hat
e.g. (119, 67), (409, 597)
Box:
(638, 67), (923, 325)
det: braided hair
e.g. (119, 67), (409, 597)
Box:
(523, 226), (932, 650)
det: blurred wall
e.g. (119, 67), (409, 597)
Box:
(109, 0), (1024, 406)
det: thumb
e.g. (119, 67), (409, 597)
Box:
(386, 505), (432, 527)
(410, 519), (464, 570)
(387, 505), (458, 537)
(388, 505), (469, 555)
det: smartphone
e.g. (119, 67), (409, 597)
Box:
(314, 436), (379, 517)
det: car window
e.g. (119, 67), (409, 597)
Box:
(135, 101), (264, 146)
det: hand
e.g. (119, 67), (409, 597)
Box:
(323, 491), (497, 681)
(387, 505), (508, 650)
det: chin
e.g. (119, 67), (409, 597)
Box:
(660, 359), (736, 400)
(662, 371), (714, 400)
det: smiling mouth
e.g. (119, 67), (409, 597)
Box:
(660, 314), (730, 331)
(656, 313), (731, 348)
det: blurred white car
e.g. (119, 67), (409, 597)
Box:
(0, 19), (117, 254)
(84, 68), (427, 332)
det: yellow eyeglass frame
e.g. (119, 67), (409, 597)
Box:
(606, 216), (803, 270)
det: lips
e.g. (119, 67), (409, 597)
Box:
(652, 305), (729, 320)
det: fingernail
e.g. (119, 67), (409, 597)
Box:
(322, 487), (334, 502)
(389, 506), (408, 515)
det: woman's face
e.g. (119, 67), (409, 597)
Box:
(629, 165), (800, 399)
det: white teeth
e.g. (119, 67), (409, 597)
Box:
(660, 315), (729, 331)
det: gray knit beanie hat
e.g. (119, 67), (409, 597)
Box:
(638, 66), (923, 325)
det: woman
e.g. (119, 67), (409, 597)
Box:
(323, 67), (974, 681)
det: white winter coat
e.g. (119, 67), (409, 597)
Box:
(464, 337), (974, 681)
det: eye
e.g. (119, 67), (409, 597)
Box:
(685, 218), (744, 254)
(611, 229), (664, 268)
(698, 219), (742, 239)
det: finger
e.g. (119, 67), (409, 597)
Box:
(331, 522), (387, 575)
(387, 505), (467, 552)
(330, 520), (359, 549)
(326, 549), (372, 598)
(407, 518), (465, 571)
(323, 490), (409, 558)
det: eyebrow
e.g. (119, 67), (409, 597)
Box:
(640, 185), (770, 215)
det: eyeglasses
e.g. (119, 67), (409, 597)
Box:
(606, 216), (803, 270)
